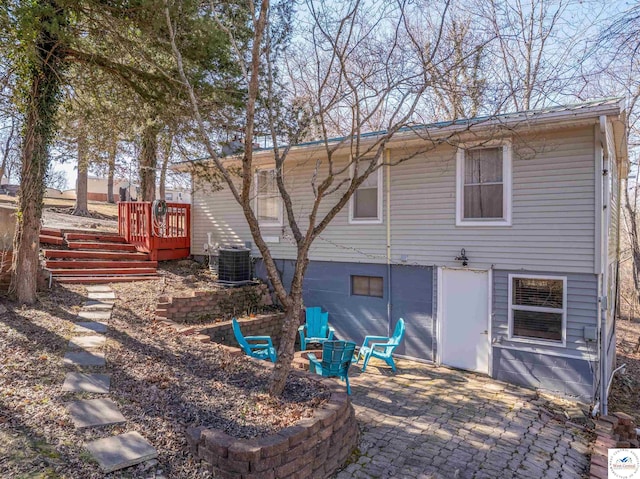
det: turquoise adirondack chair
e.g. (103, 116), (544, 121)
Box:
(298, 307), (335, 351)
(308, 340), (357, 395)
(356, 318), (405, 372)
(232, 318), (277, 362)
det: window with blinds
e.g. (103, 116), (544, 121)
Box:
(509, 276), (566, 343)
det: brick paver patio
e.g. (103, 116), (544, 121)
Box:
(336, 359), (591, 479)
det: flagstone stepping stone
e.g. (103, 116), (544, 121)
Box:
(62, 372), (110, 393)
(74, 322), (108, 334)
(68, 335), (106, 350)
(86, 285), (113, 293)
(86, 431), (157, 473)
(83, 300), (114, 311)
(77, 310), (111, 321)
(87, 292), (116, 300)
(64, 351), (106, 367)
(67, 398), (126, 429)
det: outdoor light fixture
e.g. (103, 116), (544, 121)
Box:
(455, 248), (469, 267)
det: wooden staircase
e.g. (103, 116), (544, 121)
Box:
(40, 228), (159, 284)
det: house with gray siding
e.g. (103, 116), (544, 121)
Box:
(182, 99), (628, 408)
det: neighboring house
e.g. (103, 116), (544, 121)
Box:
(162, 187), (190, 203)
(87, 176), (136, 202)
(182, 99), (627, 404)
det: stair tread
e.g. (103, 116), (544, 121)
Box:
(40, 228), (64, 237)
(48, 268), (157, 276)
(43, 250), (148, 259)
(39, 235), (64, 245)
(66, 241), (137, 251)
(45, 260), (157, 269)
(55, 275), (159, 284)
(64, 233), (126, 243)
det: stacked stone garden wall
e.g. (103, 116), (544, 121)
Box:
(155, 284), (273, 324)
(198, 314), (286, 349)
(186, 367), (358, 479)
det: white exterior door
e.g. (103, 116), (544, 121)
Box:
(439, 268), (490, 374)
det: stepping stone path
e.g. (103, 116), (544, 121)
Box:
(62, 373), (110, 393)
(86, 432), (159, 473)
(68, 398), (127, 429)
(74, 322), (108, 334)
(61, 285), (158, 473)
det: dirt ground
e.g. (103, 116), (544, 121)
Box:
(608, 317), (640, 422)
(0, 196), (119, 233)
(0, 281), (326, 478)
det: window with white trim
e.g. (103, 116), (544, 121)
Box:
(456, 141), (512, 226)
(509, 275), (566, 344)
(349, 159), (382, 224)
(255, 169), (282, 226)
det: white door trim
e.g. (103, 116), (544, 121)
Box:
(487, 267), (493, 377)
(437, 266), (492, 374)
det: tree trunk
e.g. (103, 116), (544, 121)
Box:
(73, 131), (89, 216)
(107, 139), (116, 203)
(268, 253), (309, 396)
(139, 122), (159, 202)
(624, 177), (640, 302)
(10, 1), (67, 304)
(158, 132), (172, 201)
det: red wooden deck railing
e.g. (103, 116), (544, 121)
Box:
(118, 201), (191, 261)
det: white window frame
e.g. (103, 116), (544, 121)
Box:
(508, 274), (567, 347)
(348, 159), (383, 225)
(456, 139), (512, 227)
(254, 168), (283, 227)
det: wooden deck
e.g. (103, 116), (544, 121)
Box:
(118, 202), (191, 261)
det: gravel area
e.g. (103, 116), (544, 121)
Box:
(0, 280), (328, 478)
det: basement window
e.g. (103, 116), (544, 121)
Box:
(351, 275), (384, 298)
(508, 275), (566, 345)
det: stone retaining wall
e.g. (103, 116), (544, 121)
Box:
(155, 284), (273, 324)
(200, 314), (287, 349)
(590, 412), (639, 479)
(185, 360), (359, 479)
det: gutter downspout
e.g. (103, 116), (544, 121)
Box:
(598, 115), (609, 416)
(386, 148), (392, 336)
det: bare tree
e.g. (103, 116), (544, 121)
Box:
(0, 118), (16, 185)
(598, 3), (640, 306)
(478, 0), (592, 111)
(165, 0), (479, 395)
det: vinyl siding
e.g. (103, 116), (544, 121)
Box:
(492, 270), (598, 357)
(192, 155), (387, 262)
(389, 126), (596, 273)
(192, 125), (597, 274)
